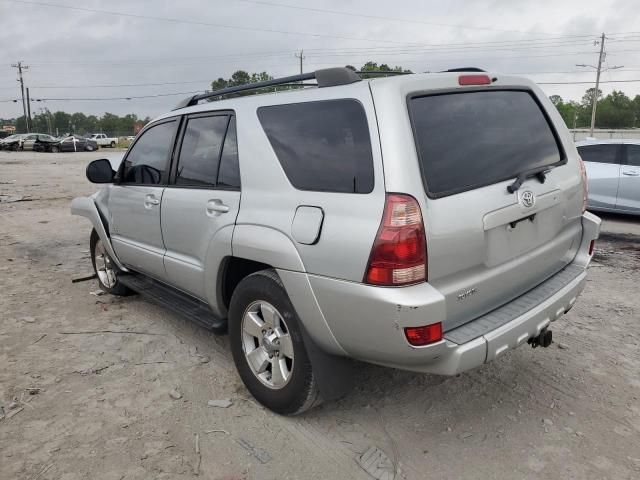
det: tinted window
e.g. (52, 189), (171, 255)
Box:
(218, 117), (240, 189)
(578, 144), (620, 165)
(258, 100), (374, 193)
(409, 90), (563, 198)
(176, 115), (229, 187)
(625, 144), (640, 167)
(122, 121), (175, 185)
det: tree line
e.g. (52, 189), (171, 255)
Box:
(3, 62), (640, 135)
(0, 111), (150, 137)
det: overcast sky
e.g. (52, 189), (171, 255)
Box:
(1, 0), (639, 119)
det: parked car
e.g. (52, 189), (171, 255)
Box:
(48, 135), (98, 153)
(0, 133), (26, 150)
(576, 139), (640, 215)
(21, 133), (58, 151)
(90, 133), (118, 148)
(72, 67), (600, 414)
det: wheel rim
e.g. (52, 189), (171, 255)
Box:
(241, 301), (294, 390)
(94, 239), (117, 288)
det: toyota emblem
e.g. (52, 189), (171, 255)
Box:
(521, 190), (535, 208)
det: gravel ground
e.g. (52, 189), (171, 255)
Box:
(1, 150), (639, 480)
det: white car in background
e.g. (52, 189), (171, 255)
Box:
(577, 139), (640, 215)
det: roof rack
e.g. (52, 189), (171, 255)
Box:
(442, 67), (486, 72)
(174, 67), (361, 110)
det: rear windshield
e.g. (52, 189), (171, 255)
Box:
(408, 90), (563, 198)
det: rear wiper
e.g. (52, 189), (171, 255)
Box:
(507, 166), (553, 193)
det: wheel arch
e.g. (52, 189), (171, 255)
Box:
(71, 196), (127, 271)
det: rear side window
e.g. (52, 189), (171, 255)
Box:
(578, 144), (620, 165)
(176, 115), (229, 187)
(409, 90), (563, 198)
(258, 99), (374, 193)
(218, 117), (240, 189)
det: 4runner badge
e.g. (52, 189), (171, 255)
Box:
(521, 190), (535, 208)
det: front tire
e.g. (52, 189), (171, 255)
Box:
(50, 145), (60, 153)
(229, 270), (321, 415)
(110, 141), (116, 148)
(90, 230), (130, 296)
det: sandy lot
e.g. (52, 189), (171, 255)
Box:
(1, 150), (639, 480)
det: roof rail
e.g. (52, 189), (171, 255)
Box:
(174, 67), (361, 110)
(442, 67), (486, 72)
(356, 70), (411, 76)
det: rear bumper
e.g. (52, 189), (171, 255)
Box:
(288, 212), (601, 374)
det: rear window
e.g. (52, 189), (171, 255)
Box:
(257, 99), (374, 193)
(408, 90), (563, 198)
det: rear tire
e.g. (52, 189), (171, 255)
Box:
(110, 141), (116, 148)
(50, 145), (60, 153)
(228, 269), (321, 415)
(90, 230), (130, 296)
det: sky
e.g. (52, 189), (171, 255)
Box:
(1, 0), (639, 120)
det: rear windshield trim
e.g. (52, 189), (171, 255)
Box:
(406, 87), (567, 199)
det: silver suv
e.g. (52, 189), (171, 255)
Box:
(72, 68), (601, 414)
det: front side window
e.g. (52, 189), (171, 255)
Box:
(121, 121), (176, 185)
(176, 115), (229, 187)
(257, 99), (374, 193)
(577, 144), (620, 165)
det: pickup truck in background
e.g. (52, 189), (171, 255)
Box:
(90, 133), (118, 148)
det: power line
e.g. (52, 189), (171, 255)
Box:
(5, 0), (481, 47)
(234, 0), (555, 35)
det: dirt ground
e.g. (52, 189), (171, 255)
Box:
(1, 150), (639, 480)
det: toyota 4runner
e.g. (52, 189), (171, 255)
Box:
(72, 67), (601, 415)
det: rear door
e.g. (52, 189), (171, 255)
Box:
(109, 119), (178, 280)
(617, 144), (640, 213)
(577, 143), (622, 210)
(406, 88), (582, 331)
(160, 112), (241, 301)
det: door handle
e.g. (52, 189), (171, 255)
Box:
(206, 199), (229, 214)
(622, 170), (639, 176)
(144, 194), (160, 207)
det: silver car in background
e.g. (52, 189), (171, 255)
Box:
(577, 139), (640, 215)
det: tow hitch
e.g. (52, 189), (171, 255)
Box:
(528, 328), (553, 348)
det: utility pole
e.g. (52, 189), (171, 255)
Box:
(295, 49), (304, 75)
(590, 33), (606, 137)
(26, 87), (32, 128)
(11, 61), (30, 133)
(576, 33), (623, 138)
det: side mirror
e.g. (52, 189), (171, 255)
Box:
(86, 159), (115, 184)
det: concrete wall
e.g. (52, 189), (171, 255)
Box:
(569, 129), (640, 141)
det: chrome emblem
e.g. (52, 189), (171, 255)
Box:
(521, 190), (535, 208)
(457, 287), (477, 301)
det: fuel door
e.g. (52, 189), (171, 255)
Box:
(291, 206), (324, 245)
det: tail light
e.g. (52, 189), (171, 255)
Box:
(405, 323), (443, 346)
(578, 155), (588, 213)
(365, 194), (427, 286)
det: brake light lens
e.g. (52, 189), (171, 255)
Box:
(365, 194), (427, 286)
(458, 74), (491, 86)
(578, 155), (588, 213)
(404, 323), (443, 346)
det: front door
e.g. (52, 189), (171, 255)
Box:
(161, 113), (241, 303)
(617, 144), (640, 213)
(109, 119), (178, 280)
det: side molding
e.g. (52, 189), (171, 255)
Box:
(70, 196), (128, 271)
